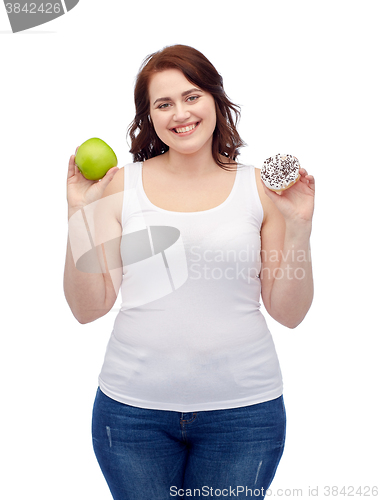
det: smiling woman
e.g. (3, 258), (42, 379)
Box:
(65, 43), (314, 500)
(127, 44), (245, 170)
(148, 69), (217, 158)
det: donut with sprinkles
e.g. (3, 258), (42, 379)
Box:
(260, 154), (301, 194)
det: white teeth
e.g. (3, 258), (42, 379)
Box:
(175, 123), (197, 133)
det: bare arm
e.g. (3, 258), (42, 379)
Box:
(256, 167), (315, 329)
(63, 152), (122, 324)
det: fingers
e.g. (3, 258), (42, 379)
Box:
(107, 166), (120, 178)
(306, 174), (315, 191)
(68, 148), (81, 179)
(68, 154), (76, 179)
(299, 168), (315, 189)
(100, 166), (119, 186)
(74, 147), (80, 174)
(300, 167), (313, 179)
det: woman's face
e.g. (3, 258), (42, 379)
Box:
(149, 68), (217, 157)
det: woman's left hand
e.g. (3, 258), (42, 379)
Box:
(262, 168), (315, 225)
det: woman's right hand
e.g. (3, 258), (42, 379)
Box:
(67, 147), (119, 217)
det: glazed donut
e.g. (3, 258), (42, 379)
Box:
(261, 154), (301, 194)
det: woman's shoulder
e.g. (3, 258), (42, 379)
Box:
(105, 161), (142, 193)
(252, 166), (271, 226)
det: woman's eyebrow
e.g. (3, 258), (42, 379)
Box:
(153, 88), (203, 106)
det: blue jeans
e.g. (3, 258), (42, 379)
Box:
(92, 388), (286, 499)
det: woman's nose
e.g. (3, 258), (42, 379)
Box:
(173, 104), (191, 122)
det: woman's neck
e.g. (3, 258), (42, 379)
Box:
(160, 149), (236, 179)
(162, 146), (219, 178)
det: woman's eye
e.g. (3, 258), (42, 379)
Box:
(157, 96), (199, 109)
(158, 103), (170, 109)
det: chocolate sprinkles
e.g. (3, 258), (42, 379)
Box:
(260, 154), (300, 191)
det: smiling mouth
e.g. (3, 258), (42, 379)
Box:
(172, 122), (199, 134)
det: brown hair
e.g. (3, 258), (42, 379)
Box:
(127, 44), (246, 171)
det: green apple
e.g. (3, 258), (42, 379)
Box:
(75, 138), (118, 180)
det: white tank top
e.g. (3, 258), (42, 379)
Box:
(98, 162), (283, 411)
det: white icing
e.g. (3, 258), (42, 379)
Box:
(260, 154), (300, 190)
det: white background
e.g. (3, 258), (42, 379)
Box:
(1, 0), (379, 498)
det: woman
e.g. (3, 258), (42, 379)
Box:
(64, 44), (314, 499)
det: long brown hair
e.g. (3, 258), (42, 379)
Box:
(127, 45), (246, 171)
